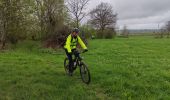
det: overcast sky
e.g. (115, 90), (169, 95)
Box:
(85, 0), (170, 29)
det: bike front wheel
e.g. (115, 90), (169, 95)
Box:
(79, 62), (91, 84)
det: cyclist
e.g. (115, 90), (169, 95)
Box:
(64, 28), (88, 75)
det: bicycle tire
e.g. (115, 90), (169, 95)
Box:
(79, 62), (91, 84)
(64, 58), (69, 75)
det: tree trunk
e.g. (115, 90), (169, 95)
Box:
(1, 32), (6, 49)
(0, 19), (6, 50)
(167, 32), (170, 38)
(76, 18), (79, 28)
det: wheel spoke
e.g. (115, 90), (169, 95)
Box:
(80, 63), (91, 84)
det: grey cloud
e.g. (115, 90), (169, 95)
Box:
(86, 0), (170, 29)
(118, 11), (170, 24)
(112, 0), (170, 19)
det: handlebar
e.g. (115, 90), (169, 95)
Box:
(72, 50), (88, 55)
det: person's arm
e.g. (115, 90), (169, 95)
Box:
(65, 35), (72, 53)
(77, 36), (87, 50)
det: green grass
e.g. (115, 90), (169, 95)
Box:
(1, 36), (170, 100)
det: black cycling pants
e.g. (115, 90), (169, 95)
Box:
(65, 49), (79, 72)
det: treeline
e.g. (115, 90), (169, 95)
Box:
(155, 21), (170, 38)
(117, 22), (170, 38)
(0, 0), (67, 49)
(0, 0), (117, 49)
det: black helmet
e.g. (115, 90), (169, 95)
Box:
(72, 28), (79, 33)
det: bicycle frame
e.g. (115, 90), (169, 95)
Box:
(73, 53), (82, 68)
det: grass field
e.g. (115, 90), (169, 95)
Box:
(0, 36), (170, 100)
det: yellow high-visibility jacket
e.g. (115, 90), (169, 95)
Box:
(64, 34), (87, 53)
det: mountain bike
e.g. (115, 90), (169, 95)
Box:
(64, 50), (91, 84)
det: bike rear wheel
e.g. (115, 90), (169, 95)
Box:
(64, 58), (69, 75)
(80, 62), (91, 84)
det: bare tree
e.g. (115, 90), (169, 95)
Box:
(67, 0), (90, 28)
(165, 21), (170, 38)
(160, 27), (166, 38)
(89, 2), (117, 31)
(121, 25), (129, 38)
(156, 21), (170, 38)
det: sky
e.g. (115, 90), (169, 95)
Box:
(85, 0), (170, 29)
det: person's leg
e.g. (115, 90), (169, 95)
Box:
(65, 49), (73, 73)
(71, 49), (79, 70)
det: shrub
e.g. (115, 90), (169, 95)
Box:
(43, 25), (71, 48)
(96, 30), (104, 39)
(96, 29), (116, 39)
(104, 29), (116, 39)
